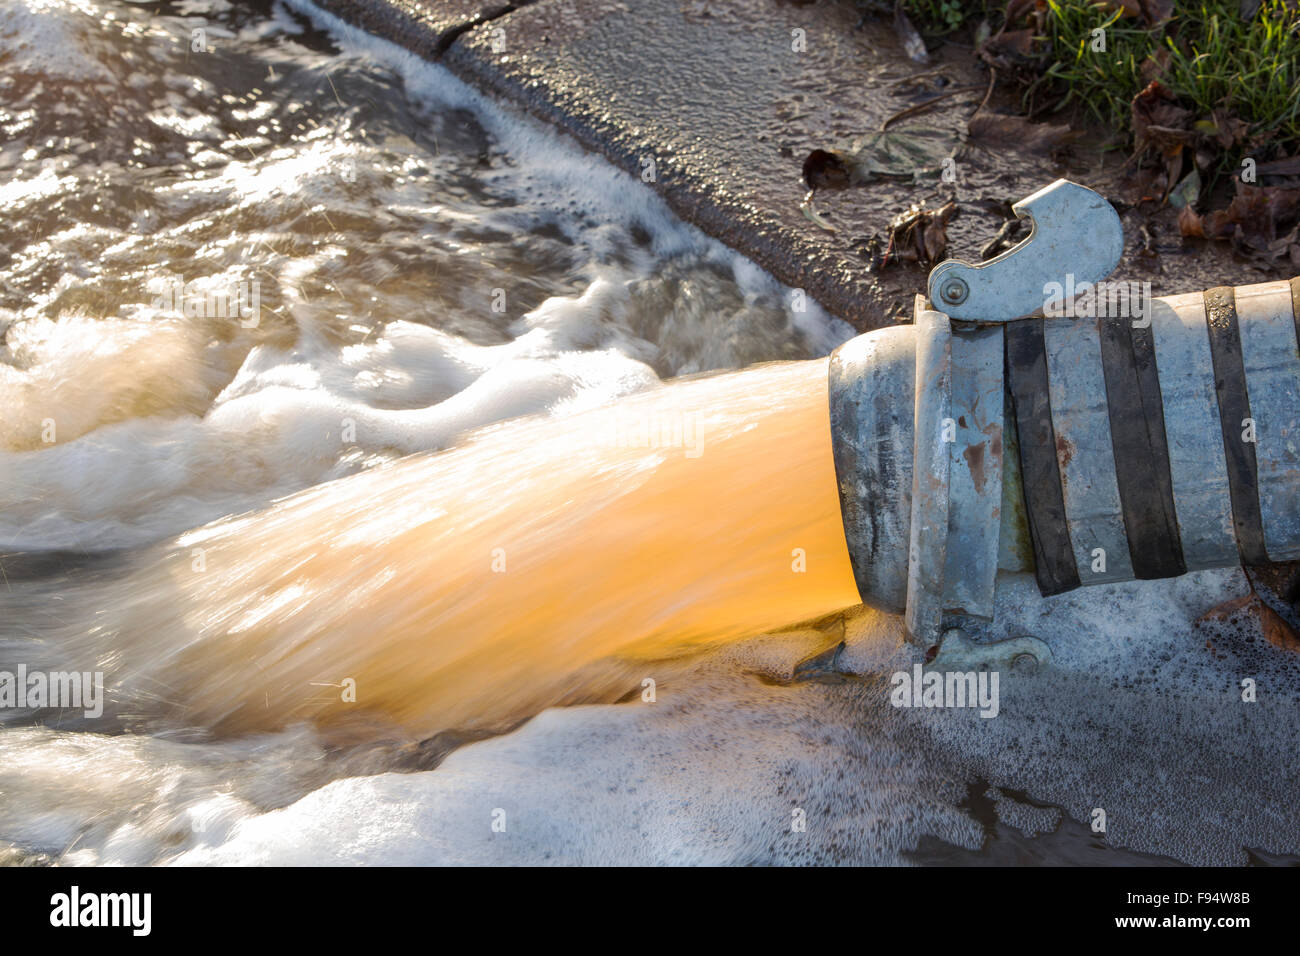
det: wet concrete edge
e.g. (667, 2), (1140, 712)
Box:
(301, 0), (1279, 331)
(304, 0), (908, 328)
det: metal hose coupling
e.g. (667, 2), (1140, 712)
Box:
(828, 178), (1300, 646)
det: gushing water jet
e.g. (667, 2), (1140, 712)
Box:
(20, 180), (1300, 740)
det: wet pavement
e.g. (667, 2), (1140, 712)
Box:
(307, 0), (1269, 327)
(307, 0), (512, 58)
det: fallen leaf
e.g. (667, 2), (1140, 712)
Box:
(1258, 155), (1300, 177)
(1178, 204), (1206, 237)
(1132, 81), (1194, 155)
(1139, 47), (1172, 85)
(1140, 0), (1174, 24)
(1195, 591), (1300, 653)
(1195, 593), (1254, 623)
(802, 149), (853, 191)
(1202, 181), (1300, 244)
(1122, 163), (1169, 204)
(922, 204), (952, 262)
(981, 26), (1036, 59)
(1131, 82), (1197, 199)
(1004, 0), (1037, 24)
(879, 199), (956, 268)
(1259, 601), (1300, 652)
(1209, 108), (1251, 149)
(1098, 0), (1173, 23)
(968, 111), (1075, 153)
(799, 196), (837, 232)
(802, 124), (963, 192)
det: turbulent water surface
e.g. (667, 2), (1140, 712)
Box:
(1, 0), (1298, 866)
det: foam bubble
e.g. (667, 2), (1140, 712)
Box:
(0, 0), (119, 83)
(139, 571), (1299, 866)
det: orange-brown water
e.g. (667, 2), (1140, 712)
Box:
(96, 357), (859, 738)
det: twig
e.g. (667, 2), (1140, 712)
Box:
(972, 67), (998, 118)
(880, 85), (983, 131)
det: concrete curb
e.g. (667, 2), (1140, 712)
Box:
(309, 0), (515, 59)
(303, 0), (1258, 330)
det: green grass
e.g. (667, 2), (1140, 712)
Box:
(899, 0), (1300, 155)
(1039, 0), (1300, 147)
(1031, 2), (1154, 132)
(1156, 2), (1300, 143)
(903, 0), (975, 35)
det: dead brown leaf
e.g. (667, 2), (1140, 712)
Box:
(1121, 162), (1170, 204)
(802, 149), (853, 191)
(1132, 81), (1194, 154)
(1259, 601), (1300, 652)
(1195, 591), (1300, 653)
(880, 199), (956, 268)
(1098, 0), (1174, 24)
(1139, 47), (1172, 85)
(1172, 179), (1300, 271)
(1202, 182), (1300, 244)
(1209, 108), (1251, 149)
(968, 111), (1074, 153)
(1098, 0), (1143, 17)
(1195, 593), (1255, 623)
(1131, 81), (1196, 197)
(1258, 155), (1300, 177)
(1142, 0), (1175, 22)
(1178, 204), (1206, 237)
(981, 26), (1036, 60)
(1004, 0), (1037, 24)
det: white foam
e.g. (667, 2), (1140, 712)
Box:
(0, 0), (117, 83)
(1, 0), (842, 549)
(0, 287), (664, 548)
(117, 569), (1293, 866)
(281, 0), (853, 339)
